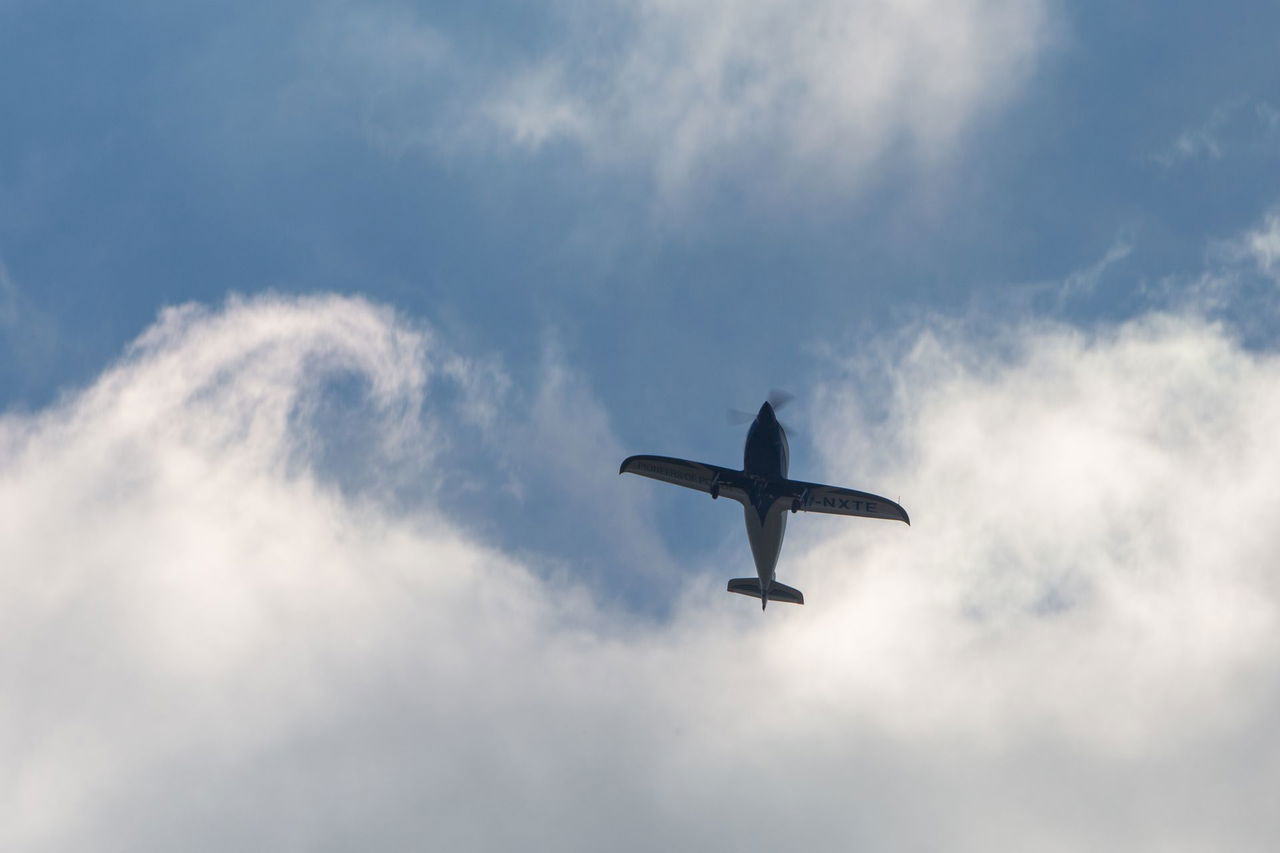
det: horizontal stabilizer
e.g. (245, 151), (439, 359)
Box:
(619, 455), (749, 503)
(727, 578), (804, 605)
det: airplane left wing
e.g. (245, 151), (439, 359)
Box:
(781, 479), (910, 525)
(619, 455), (750, 503)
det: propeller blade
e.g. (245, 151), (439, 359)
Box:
(726, 408), (755, 425)
(768, 389), (795, 411)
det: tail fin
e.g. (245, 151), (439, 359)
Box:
(726, 578), (804, 605)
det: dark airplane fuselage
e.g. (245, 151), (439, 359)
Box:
(620, 397), (909, 609)
(742, 402), (789, 596)
(744, 401), (789, 480)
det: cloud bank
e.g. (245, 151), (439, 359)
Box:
(3, 295), (1279, 850)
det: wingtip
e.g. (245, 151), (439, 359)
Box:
(893, 498), (910, 526)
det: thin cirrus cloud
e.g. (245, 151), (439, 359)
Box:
(3, 294), (1279, 850)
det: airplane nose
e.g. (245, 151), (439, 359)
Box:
(758, 401), (775, 421)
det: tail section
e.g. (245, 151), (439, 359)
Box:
(727, 578), (804, 606)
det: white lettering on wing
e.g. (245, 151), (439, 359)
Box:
(803, 494), (882, 514)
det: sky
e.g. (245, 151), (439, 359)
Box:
(3, 1), (1280, 850)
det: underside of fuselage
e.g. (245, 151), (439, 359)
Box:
(741, 402), (790, 608)
(742, 499), (787, 601)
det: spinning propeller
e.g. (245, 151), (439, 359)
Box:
(727, 389), (796, 431)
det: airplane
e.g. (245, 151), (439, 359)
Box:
(619, 398), (909, 610)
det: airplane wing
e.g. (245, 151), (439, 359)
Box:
(619, 455), (750, 503)
(782, 479), (910, 525)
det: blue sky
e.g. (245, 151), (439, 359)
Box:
(4, 2), (1280, 849)
(5, 2), (1275, 406)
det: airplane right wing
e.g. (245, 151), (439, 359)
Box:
(619, 455), (750, 503)
(782, 479), (910, 525)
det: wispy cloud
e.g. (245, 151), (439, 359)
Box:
(1058, 235), (1133, 300)
(1165, 208), (1280, 322)
(321, 0), (1052, 204)
(1239, 211), (1280, 280)
(482, 0), (1053, 201)
(1152, 97), (1280, 167)
(4, 294), (1279, 849)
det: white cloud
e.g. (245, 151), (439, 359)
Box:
(810, 315), (1280, 746)
(1241, 211), (1280, 280)
(182, 0), (1054, 215)
(483, 0), (1051, 199)
(1137, 209), (1280, 330)
(4, 295), (1280, 850)
(320, 0), (1050, 202)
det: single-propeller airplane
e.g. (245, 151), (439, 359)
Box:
(620, 397), (909, 609)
